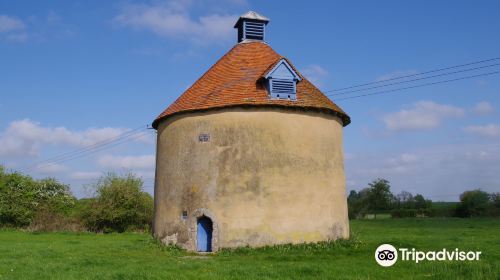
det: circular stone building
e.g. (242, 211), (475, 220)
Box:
(152, 11), (351, 252)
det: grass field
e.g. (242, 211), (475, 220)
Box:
(0, 218), (498, 279)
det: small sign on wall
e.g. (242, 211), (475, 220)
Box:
(199, 133), (210, 142)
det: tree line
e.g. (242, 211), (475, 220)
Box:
(1, 166), (498, 232)
(0, 166), (153, 232)
(348, 178), (499, 219)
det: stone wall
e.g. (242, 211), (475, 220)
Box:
(153, 107), (349, 251)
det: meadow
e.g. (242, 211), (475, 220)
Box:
(0, 218), (498, 279)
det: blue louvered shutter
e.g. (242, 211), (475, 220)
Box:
(243, 21), (265, 41)
(270, 79), (296, 100)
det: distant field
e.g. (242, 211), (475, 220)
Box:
(0, 218), (498, 279)
(360, 213), (392, 219)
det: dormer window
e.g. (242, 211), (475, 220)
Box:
(263, 59), (301, 100)
(234, 11), (269, 43)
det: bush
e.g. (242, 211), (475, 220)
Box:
(429, 202), (457, 217)
(421, 208), (437, 217)
(0, 167), (75, 227)
(80, 173), (153, 233)
(454, 189), (497, 218)
(390, 209), (400, 218)
(28, 208), (84, 232)
(391, 209), (417, 218)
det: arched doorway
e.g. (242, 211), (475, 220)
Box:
(197, 216), (213, 252)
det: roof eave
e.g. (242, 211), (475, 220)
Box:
(152, 104), (350, 129)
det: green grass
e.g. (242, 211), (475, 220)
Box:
(0, 218), (498, 279)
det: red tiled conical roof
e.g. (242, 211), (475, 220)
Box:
(152, 41), (350, 128)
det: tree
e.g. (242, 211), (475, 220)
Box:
(455, 189), (491, 217)
(80, 173), (153, 232)
(347, 188), (373, 219)
(414, 194), (432, 209)
(396, 191), (415, 209)
(491, 193), (500, 217)
(347, 190), (359, 218)
(492, 193), (500, 209)
(367, 179), (392, 219)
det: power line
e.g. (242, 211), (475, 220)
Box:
(333, 71), (500, 101)
(26, 125), (148, 170)
(21, 59), (500, 170)
(326, 63), (500, 97)
(31, 131), (150, 170)
(31, 131), (153, 172)
(31, 131), (152, 171)
(325, 57), (500, 93)
(26, 125), (148, 169)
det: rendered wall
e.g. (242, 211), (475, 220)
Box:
(153, 107), (349, 251)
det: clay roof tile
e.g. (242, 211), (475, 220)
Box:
(152, 41), (350, 128)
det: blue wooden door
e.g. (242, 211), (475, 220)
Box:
(197, 216), (213, 252)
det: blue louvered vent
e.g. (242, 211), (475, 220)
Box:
(270, 79), (296, 100)
(264, 59), (301, 101)
(234, 12), (269, 43)
(243, 21), (265, 41)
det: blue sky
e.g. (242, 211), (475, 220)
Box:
(0, 0), (499, 200)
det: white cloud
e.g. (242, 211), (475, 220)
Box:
(302, 65), (329, 87)
(463, 124), (500, 137)
(136, 170), (156, 180)
(0, 119), (146, 157)
(35, 163), (67, 174)
(69, 171), (102, 180)
(46, 10), (61, 24)
(5, 33), (28, 42)
(113, 0), (237, 45)
(375, 70), (418, 82)
(385, 153), (418, 165)
(383, 101), (465, 131)
(0, 11), (77, 44)
(97, 154), (155, 169)
(345, 143), (500, 201)
(399, 153), (419, 164)
(0, 15), (27, 43)
(473, 101), (494, 115)
(0, 15), (25, 33)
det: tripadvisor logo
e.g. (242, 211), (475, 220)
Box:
(375, 244), (482, 267)
(375, 244), (398, 267)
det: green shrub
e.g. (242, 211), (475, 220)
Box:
(421, 208), (437, 217)
(429, 202), (457, 217)
(28, 208), (84, 232)
(80, 173), (153, 233)
(390, 209), (400, 218)
(0, 167), (75, 227)
(391, 208), (417, 218)
(455, 189), (498, 218)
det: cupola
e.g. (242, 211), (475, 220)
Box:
(234, 11), (269, 43)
